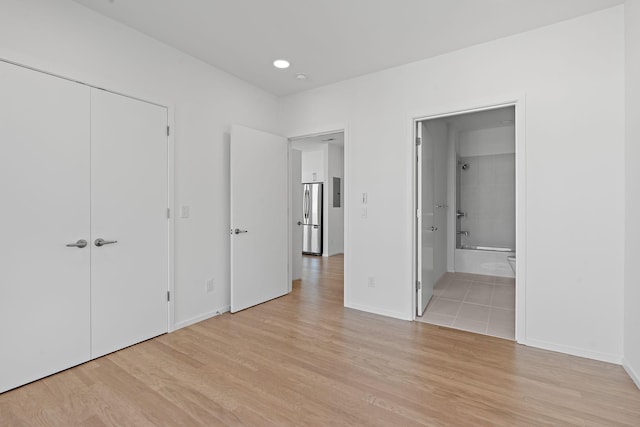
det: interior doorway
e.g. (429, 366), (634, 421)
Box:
(414, 105), (518, 340)
(290, 131), (345, 284)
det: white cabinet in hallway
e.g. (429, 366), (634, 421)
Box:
(0, 61), (169, 393)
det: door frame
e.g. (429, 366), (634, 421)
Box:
(410, 95), (526, 344)
(287, 126), (349, 301)
(0, 57), (176, 333)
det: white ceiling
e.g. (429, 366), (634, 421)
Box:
(73, 0), (624, 96)
(291, 132), (344, 152)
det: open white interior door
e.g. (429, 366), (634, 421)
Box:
(231, 125), (289, 312)
(417, 121), (435, 316)
(291, 149), (303, 281)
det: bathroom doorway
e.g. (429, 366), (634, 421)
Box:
(414, 105), (518, 340)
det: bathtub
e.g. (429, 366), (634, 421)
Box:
(454, 245), (515, 278)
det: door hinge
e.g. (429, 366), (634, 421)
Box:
(416, 280), (421, 291)
(167, 208), (171, 219)
(416, 136), (422, 146)
(167, 126), (170, 136)
(167, 291), (171, 302)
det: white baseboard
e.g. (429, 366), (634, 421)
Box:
(623, 358), (640, 389)
(173, 305), (230, 331)
(345, 302), (412, 321)
(522, 338), (622, 364)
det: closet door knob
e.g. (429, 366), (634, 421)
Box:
(95, 238), (118, 247)
(66, 239), (87, 248)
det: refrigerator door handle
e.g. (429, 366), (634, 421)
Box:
(303, 188), (310, 220)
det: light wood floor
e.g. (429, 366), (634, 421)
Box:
(1, 254), (639, 426)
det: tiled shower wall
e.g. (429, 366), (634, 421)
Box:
(458, 153), (515, 249)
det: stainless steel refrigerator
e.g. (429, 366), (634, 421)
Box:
(302, 182), (323, 255)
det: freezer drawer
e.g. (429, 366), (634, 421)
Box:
(302, 224), (322, 255)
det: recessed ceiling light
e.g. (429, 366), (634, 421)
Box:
(296, 73), (308, 80)
(273, 59), (290, 69)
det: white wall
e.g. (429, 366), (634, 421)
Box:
(326, 144), (345, 255)
(624, 0), (640, 387)
(458, 126), (516, 157)
(301, 149), (325, 183)
(0, 0), (281, 329)
(280, 7), (625, 361)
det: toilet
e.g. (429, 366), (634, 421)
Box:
(507, 256), (516, 274)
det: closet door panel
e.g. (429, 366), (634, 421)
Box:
(0, 62), (91, 393)
(90, 89), (168, 358)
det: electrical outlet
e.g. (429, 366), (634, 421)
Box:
(206, 278), (214, 293)
(368, 276), (375, 288)
(180, 205), (190, 218)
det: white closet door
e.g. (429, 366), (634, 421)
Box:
(0, 62), (91, 393)
(90, 89), (168, 358)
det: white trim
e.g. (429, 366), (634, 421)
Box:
(289, 125), (347, 141)
(0, 57), (168, 109)
(345, 302), (412, 321)
(167, 108), (176, 332)
(416, 122), (423, 316)
(514, 97), (527, 344)
(623, 359), (640, 389)
(173, 306), (231, 330)
(522, 338), (622, 365)
(411, 120), (419, 321)
(287, 144), (293, 292)
(409, 94), (527, 346)
(287, 125), (350, 307)
(1, 57), (177, 334)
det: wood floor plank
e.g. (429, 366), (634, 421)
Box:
(1, 254), (639, 426)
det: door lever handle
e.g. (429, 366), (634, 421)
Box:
(66, 239), (87, 248)
(233, 228), (248, 234)
(95, 238), (118, 247)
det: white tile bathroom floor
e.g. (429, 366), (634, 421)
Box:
(416, 273), (515, 340)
